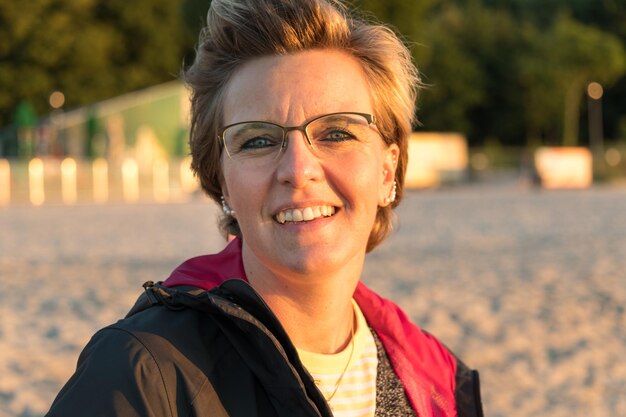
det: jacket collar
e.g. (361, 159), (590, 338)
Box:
(164, 238), (247, 288)
(162, 238), (457, 417)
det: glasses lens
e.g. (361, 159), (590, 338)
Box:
(222, 113), (374, 163)
(307, 113), (372, 156)
(223, 122), (283, 159)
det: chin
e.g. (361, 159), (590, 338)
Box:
(275, 244), (362, 278)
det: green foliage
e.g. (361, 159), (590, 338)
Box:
(352, 0), (436, 42)
(415, 4), (487, 134)
(1, 0), (625, 149)
(415, 3), (526, 144)
(0, 0), (186, 127)
(181, 0), (212, 66)
(518, 14), (626, 145)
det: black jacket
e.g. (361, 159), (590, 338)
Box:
(46, 280), (483, 417)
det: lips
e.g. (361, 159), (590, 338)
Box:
(275, 205), (336, 224)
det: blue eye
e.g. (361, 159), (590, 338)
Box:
(239, 136), (280, 150)
(321, 130), (356, 142)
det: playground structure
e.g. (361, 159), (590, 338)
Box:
(0, 81), (201, 206)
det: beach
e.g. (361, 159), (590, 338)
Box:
(1, 183), (625, 417)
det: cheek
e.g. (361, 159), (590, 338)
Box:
(222, 162), (244, 201)
(332, 154), (383, 206)
(222, 159), (249, 193)
(222, 165), (270, 209)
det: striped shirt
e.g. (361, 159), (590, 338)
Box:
(297, 300), (378, 417)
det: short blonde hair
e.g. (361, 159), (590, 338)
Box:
(184, 0), (419, 252)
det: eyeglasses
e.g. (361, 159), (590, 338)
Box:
(218, 112), (377, 165)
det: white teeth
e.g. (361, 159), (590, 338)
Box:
(275, 205), (336, 224)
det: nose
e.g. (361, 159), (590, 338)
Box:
(275, 130), (323, 187)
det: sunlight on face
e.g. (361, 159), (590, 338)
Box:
(221, 49), (396, 282)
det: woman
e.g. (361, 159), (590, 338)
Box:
(47, 0), (483, 416)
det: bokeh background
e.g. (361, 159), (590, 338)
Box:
(1, 1), (626, 416)
(2, 0), (626, 159)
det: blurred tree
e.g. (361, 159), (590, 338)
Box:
(408, 0), (626, 146)
(517, 22), (565, 145)
(181, 0), (212, 66)
(0, 0), (186, 127)
(1, 0), (625, 149)
(484, 0), (626, 142)
(410, 2), (526, 146)
(354, 0), (437, 42)
(575, 0), (626, 142)
(413, 3), (487, 136)
(518, 14), (626, 146)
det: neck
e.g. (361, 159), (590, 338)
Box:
(242, 244), (361, 354)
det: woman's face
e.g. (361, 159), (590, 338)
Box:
(221, 49), (397, 281)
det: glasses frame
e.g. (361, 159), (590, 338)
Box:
(218, 111), (377, 160)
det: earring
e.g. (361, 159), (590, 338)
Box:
(383, 180), (397, 205)
(221, 196), (236, 217)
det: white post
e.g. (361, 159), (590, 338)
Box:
(61, 157), (77, 205)
(0, 159), (10, 206)
(153, 158), (170, 203)
(92, 158), (109, 203)
(179, 156), (198, 195)
(28, 158), (45, 206)
(122, 157), (139, 203)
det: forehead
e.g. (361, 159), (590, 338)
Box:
(222, 49), (374, 125)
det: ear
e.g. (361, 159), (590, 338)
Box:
(379, 144), (399, 207)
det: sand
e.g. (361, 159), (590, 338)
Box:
(1, 182), (625, 417)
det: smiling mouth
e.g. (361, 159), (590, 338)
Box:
(275, 205), (336, 224)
